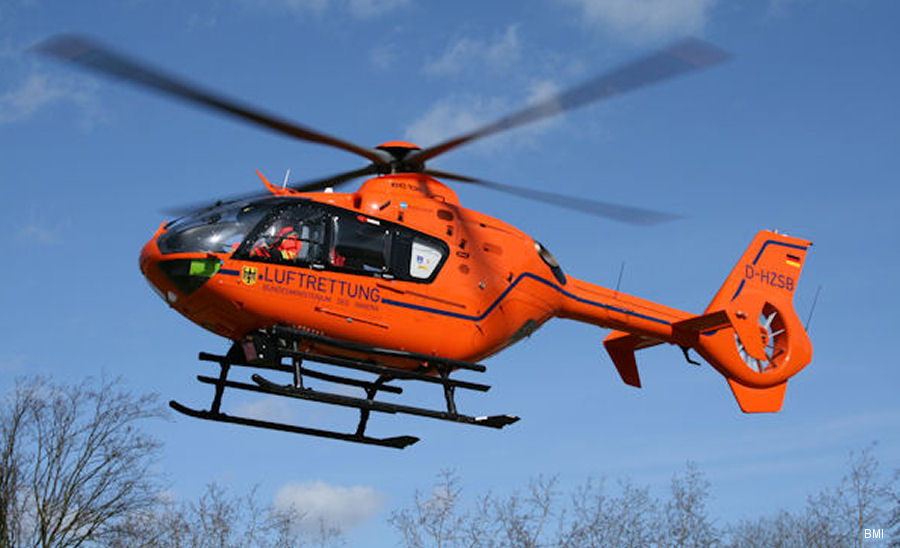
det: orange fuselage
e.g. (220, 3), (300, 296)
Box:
(139, 173), (689, 366)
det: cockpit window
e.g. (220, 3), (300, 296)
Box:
(170, 198), (450, 283)
(235, 202), (328, 266)
(157, 199), (279, 255)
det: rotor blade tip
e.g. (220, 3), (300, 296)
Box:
(671, 37), (731, 67)
(31, 34), (93, 59)
(633, 212), (684, 226)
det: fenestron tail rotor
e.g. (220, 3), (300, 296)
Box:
(734, 306), (789, 374)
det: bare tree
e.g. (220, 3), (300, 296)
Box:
(390, 451), (900, 548)
(1, 376), (165, 548)
(726, 510), (813, 548)
(389, 470), (562, 548)
(492, 476), (559, 548)
(389, 470), (470, 548)
(391, 465), (725, 548)
(844, 445), (891, 548)
(802, 444), (894, 548)
(103, 482), (344, 548)
(889, 468), (900, 548)
(719, 445), (900, 548)
(1, 376), (347, 548)
(0, 381), (35, 548)
(560, 478), (659, 548)
(658, 461), (719, 548)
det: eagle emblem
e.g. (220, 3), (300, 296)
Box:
(241, 265), (258, 286)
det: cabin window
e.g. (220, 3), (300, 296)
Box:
(409, 240), (443, 279)
(330, 215), (390, 273)
(330, 212), (448, 282)
(233, 200), (448, 283)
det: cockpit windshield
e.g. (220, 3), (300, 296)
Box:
(157, 199), (282, 255)
(157, 197), (449, 283)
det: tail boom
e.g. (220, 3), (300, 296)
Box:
(562, 230), (813, 413)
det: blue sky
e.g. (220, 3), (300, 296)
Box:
(1, 0), (898, 543)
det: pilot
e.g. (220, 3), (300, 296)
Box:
(250, 225), (301, 262)
(276, 226), (302, 261)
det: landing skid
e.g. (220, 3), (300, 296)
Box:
(170, 326), (519, 449)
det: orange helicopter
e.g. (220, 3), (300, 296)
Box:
(38, 36), (813, 449)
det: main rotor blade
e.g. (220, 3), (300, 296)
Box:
(408, 38), (728, 165)
(289, 164), (379, 193)
(426, 169), (680, 226)
(161, 165), (377, 218)
(34, 34), (388, 166)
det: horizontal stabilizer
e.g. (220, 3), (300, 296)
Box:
(671, 310), (730, 345)
(726, 378), (787, 413)
(603, 331), (663, 388)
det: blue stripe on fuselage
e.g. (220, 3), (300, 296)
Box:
(382, 272), (671, 325)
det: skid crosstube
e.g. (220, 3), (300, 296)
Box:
(169, 327), (519, 449)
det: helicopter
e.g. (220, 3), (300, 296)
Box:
(37, 35), (813, 449)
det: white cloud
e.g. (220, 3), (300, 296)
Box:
(240, 0), (409, 18)
(186, 11), (220, 30)
(243, 0), (329, 13)
(13, 208), (72, 246)
(404, 94), (510, 148)
(0, 73), (64, 124)
(347, 0), (410, 18)
(233, 396), (296, 424)
(404, 79), (565, 152)
(560, 0), (717, 42)
(0, 72), (102, 127)
(526, 78), (562, 114)
(273, 481), (385, 532)
(0, 354), (27, 373)
(369, 43), (398, 70)
(16, 224), (60, 245)
(767, 0), (810, 18)
(424, 24), (522, 77)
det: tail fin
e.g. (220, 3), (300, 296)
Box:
(696, 230), (812, 411)
(604, 230), (813, 413)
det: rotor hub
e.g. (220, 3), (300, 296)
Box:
(375, 141), (423, 174)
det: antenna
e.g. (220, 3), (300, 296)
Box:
(282, 168), (291, 189)
(804, 285), (822, 332)
(615, 261), (625, 296)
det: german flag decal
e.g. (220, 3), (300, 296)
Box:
(785, 254), (802, 268)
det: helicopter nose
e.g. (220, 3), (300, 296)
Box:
(140, 232), (224, 306)
(139, 230), (251, 340)
(139, 231), (179, 305)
